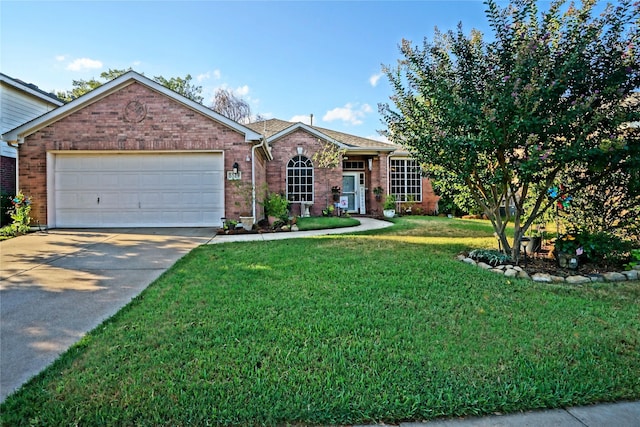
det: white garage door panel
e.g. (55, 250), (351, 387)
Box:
(53, 153), (224, 227)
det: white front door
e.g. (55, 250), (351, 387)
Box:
(342, 173), (359, 213)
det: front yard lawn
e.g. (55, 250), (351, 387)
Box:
(2, 217), (638, 425)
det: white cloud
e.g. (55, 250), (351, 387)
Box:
(290, 114), (312, 125)
(66, 58), (103, 71)
(197, 72), (211, 82)
(369, 73), (383, 87)
(235, 85), (250, 97)
(322, 103), (372, 126)
(197, 69), (221, 82)
(55, 55), (66, 62)
(367, 133), (390, 143)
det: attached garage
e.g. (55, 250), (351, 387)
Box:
(3, 72), (268, 229)
(49, 152), (224, 228)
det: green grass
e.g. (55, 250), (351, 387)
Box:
(296, 215), (361, 230)
(2, 216), (639, 426)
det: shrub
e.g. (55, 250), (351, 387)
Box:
(262, 192), (290, 222)
(554, 229), (634, 264)
(624, 249), (640, 271)
(1, 191), (32, 237)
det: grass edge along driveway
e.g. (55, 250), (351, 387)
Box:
(2, 216), (639, 426)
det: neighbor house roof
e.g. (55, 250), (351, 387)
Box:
(246, 118), (397, 153)
(0, 73), (64, 106)
(2, 71), (263, 144)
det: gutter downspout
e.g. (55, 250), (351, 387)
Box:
(251, 137), (267, 219)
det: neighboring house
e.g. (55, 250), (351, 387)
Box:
(0, 73), (64, 197)
(2, 71), (438, 228)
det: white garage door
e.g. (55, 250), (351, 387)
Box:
(53, 152), (224, 228)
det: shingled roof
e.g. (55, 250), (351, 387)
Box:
(246, 118), (397, 151)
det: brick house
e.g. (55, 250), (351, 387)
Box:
(3, 71), (438, 228)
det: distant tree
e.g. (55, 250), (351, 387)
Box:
(153, 74), (203, 104)
(56, 69), (204, 104)
(380, 0), (639, 260)
(56, 68), (130, 102)
(211, 88), (260, 123)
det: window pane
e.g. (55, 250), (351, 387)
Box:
(390, 159), (422, 202)
(287, 155), (314, 202)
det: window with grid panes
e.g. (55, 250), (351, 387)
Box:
(390, 158), (422, 202)
(287, 155), (314, 202)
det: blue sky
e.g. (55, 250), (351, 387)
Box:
(1, 0), (502, 140)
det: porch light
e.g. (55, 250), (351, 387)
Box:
(233, 162), (239, 174)
(297, 146), (303, 155)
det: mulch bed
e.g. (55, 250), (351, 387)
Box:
(517, 247), (626, 278)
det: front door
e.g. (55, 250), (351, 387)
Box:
(342, 173), (358, 213)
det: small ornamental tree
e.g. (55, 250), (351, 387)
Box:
(380, 0), (639, 260)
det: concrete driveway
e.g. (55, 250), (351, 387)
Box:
(0, 228), (216, 402)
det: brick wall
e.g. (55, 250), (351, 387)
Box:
(1, 155), (16, 196)
(18, 82), (258, 225)
(266, 129), (343, 217)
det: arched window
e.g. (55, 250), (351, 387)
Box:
(287, 155), (314, 202)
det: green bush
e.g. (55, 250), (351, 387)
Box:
(554, 229), (634, 264)
(2, 191), (32, 236)
(262, 192), (290, 222)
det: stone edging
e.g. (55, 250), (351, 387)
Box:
(456, 255), (640, 283)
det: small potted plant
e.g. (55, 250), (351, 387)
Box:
(373, 186), (383, 201)
(383, 194), (396, 218)
(234, 181), (255, 231)
(262, 192), (290, 226)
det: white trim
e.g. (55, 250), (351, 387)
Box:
(46, 152), (55, 227)
(3, 71), (262, 144)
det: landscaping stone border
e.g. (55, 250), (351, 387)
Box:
(457, 254), (640, 283)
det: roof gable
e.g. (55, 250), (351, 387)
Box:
(246, 118), (396, 152)
(2, 71), (262, 144)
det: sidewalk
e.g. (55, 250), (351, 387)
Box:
(362, 401), (639, 426)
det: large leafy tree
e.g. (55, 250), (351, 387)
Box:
(56, 69), (204, 103)
(380, 0), (639, 259)
(153, 74), (203, 104)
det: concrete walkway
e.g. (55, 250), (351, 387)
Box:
(208, 216), (393, 244)
(1, 220), (638, 426)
